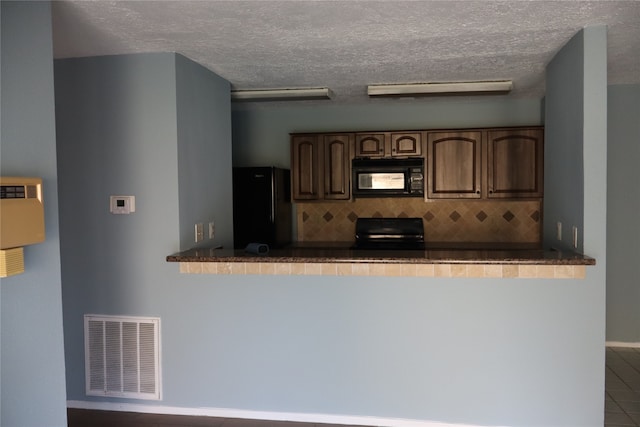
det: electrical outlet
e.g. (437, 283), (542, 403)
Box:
(572, 226), (578, 249)
(556, 222), (562, 241)
(208, 221), (215, 239)
(195, 223), (204, 243)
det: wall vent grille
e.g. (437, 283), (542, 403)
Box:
(84, 314), (161, 400)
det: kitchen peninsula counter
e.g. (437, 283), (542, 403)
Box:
(167, 242), (595, 279)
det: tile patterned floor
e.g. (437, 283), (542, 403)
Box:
(68, 347), (640, 427)
(606, 347), (640, 427)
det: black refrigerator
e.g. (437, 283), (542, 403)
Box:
(232, 167), (292, 249)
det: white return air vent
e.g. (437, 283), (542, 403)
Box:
(85, 315), (161, 400)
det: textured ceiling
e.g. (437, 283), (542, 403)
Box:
(51, 0), (640, 104)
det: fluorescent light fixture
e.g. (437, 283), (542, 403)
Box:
(367, 80), (513, 97)
(231, 87), (333, 101)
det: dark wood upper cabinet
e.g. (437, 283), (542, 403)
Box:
(487, 128), (544, 198)
(390, 132), (422, 157)
(291, 127), (542, 202)
(291, 133), (353, 201)
(355, 132), (422, 158)
(323, 134), (353, 200)
(355, 133), (385, 157)
(291, 134), (321, 200)
(427, 131), (482, 198)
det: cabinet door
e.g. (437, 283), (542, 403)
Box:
(487, 128), (543, 198)
(355, 133), (386, 157)
(291, 135), (321, 200)
(390, 132), (422, 157)
(323, 134), (353, 200)
(427, 131), (482, 198)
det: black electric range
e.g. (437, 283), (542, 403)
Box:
(353, 217), (425, 250)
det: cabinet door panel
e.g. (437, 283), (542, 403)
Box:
(487, 129), (543, 198)
(324, 134), (352, 200)
(427, 131), (482, 198)
(291, 135), (320, 200)
(391, 132), (421, 156)
(355, 133), (385, 157)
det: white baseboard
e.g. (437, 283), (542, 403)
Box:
(67, 400), (502, 427)
(606, 341), (640, 348)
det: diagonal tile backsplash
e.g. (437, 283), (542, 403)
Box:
(296, 199), (542, 243)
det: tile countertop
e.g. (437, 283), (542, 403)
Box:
(166, 241), (596, 266)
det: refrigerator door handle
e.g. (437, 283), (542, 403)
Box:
(270, 173), (276, 224)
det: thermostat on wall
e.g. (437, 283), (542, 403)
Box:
(110, 195), (135, 214)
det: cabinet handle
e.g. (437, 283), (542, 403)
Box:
(476, 190), (480, 194)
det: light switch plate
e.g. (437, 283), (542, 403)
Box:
(110, 195), (135, 214)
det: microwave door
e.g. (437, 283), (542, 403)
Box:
(358, 172), (405, 190)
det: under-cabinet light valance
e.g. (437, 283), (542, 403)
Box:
(367, 80), (513, 97)
(231, 87), (333, 101)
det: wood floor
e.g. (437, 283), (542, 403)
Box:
(67, 408), (370, 427)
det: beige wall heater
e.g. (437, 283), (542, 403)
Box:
(0, 177), (45, 277)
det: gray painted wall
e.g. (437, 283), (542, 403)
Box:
(232, 98), (543, 169)
(54, 27), (607, 427)
(56, 34), (604, 426)
(544, 25), (608, 423)
(607, 84), (640, 343)
(55, 52), (234, 403)
(0, 2), (68, 426)
(176, 53), (233, 251)
(543, 31), (586, 252)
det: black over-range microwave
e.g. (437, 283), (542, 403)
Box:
(352, 157), (424, 197)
